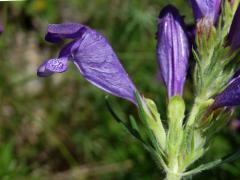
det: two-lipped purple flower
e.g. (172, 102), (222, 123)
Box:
(37, 23), (137, 104)
(37, 2), (240, 110)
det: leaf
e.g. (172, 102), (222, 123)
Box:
(129, 115), (139, 132)
(183, 149), (240, 177)
(105, 96), (168, 170)
(105, 96), (149, 147)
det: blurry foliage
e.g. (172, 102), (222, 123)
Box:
(0, 0), (239, 179)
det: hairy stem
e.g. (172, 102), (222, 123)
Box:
(165, 168), (182, 180)
(187, 102), (200, 127)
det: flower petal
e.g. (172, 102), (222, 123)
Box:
(45, 23), (87, 43)
(37, 57), (68, 77)
(189, 0), (222, 23)
(70, 28), (136, 103)
(58, 40), (76, 58)
(156, 5), (190, 97)
(213, 76), (240, 109)
(228, 5), (240, 52)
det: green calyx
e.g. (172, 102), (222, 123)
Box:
(166, 96), (185, 175)
(134, 91), (166, 154)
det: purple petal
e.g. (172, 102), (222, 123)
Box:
(156, 5), (190, 97)
(189, 0), (222, 23)
(38, 23), (136, 104)
(37, 57), (68, 77)
(37, 41), (74, 77)
(0, 24), (3, 33)
(71, 28), (136, 104)
(228, 5), (240, 52)
(45, 23), (87, 43)
(213, 75), (240, 109)
(229, 69), (240, 84)
(58, 40), (76, 58)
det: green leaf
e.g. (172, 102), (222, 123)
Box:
(129, 115), (139, 132)
(105, 96), (146, 144)
(183, 149), (240, 177)
(105, 96), (168, 171)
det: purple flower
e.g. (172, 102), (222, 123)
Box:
(212, 70), (240, 109)
(0, 24), (3, 34)
(37, 23), (136, 104)
(156, 5), (190, 97)
(189, 0), (222, 23)
(228, 4), (240, 52)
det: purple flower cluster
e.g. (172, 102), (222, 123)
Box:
(37, 1), (240, 110)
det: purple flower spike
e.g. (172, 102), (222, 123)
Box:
(189, 0), (222, 23)
(38, 23), (136, 104)
(228, 5), (240, 52)
(213, 70), (240, 109)
(156, 5), (190, 97)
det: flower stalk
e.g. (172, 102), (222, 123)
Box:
(166, 171), (182, 180)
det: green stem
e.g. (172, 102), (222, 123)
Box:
(187, 102), (200, 127)
(165, 171), (182, 180)
(166, 150), (183, 180)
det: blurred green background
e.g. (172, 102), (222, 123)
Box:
(0, 0), (240, 179)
